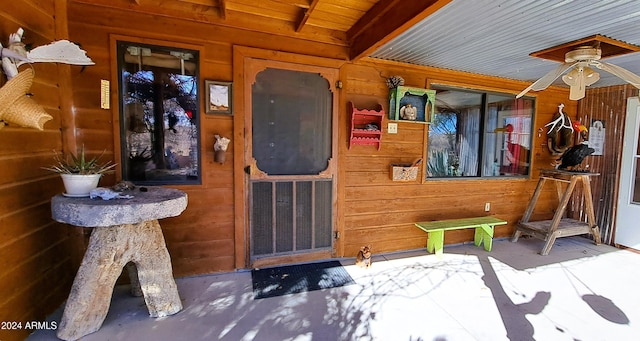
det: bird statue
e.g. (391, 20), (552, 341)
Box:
(556, 121), (594, 172)
(556, 143), (595, 171)
(556, 117), (596, 172)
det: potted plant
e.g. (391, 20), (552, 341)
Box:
(43, 145), (116, 197)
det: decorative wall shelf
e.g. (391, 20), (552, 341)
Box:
(389, 86), (436, 123)
(349, 102), (384, 150)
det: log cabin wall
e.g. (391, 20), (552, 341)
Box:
(0, 1), (85, 341)
(65, 1), (350, 277)
(64, 2), (577, 270)
(4, 2), (628, 338)
(339, 59), (577, 257)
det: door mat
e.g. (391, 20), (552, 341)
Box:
(251, 260), (355, 299)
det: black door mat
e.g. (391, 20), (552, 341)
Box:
(251, 260), (355, 299)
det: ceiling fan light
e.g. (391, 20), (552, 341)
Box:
(561, 66), (600, 100)
(562, 68), (580, 86)
(562, 67), (586, 100)
(583, 66), (600, 86)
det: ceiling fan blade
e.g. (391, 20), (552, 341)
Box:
(517, 62), (577, 98)
(594, 61), (640, 89)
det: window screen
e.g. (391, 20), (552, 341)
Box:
(251, 68), (332, 175)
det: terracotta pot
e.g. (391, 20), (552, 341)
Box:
(60, 173), (101, 197)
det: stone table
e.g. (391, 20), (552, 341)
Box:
(51, 186), (187, 341)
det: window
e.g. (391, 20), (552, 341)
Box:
(117, 42), (200, 185)
(427, 86), (534, 178)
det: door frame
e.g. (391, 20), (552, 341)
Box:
(232, 46), (345, 269)
(615, 96), (640, 249)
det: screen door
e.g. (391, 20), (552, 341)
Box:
(245, 61), (338, 262)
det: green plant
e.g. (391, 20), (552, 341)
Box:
(427, 149), (448, 177)
(43, 145), (116, 175)
(427, 149), (460, 177)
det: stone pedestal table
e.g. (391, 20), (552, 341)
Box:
(51, 187), (187, 341)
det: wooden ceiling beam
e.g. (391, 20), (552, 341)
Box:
(296, 0), (319, 32)
(348, 0), (451, 61)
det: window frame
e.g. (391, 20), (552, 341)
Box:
(426, 84), (535, 180)
(115, 40), (202, 186)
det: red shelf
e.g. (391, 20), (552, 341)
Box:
(349, 102), (384, 150)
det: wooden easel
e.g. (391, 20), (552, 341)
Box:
(511, 169), (602, 255)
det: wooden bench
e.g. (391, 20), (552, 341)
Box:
(415, 216), (507, 257)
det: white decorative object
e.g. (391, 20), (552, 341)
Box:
(214, 134), (231, 151)
(214, 134), (231, 164)
(1, 28), (95, 78)
(0, 28), (94, 130)
(0, 28), (27, 79)
(400, 104), (417, 120)
(27, 40), (95, 65)
(61, 174), (101, 197)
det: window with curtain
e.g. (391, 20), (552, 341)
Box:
(117, 41), (200, 185)
(427, 86), (534, 178)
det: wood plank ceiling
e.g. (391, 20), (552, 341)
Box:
(71, 0), (451, 61)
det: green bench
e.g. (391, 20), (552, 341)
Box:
(415, 216), (507, 257)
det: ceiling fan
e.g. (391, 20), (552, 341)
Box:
(517, 44), (640, 100)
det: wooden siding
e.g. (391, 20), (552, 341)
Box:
(338, 59), (578, 257)
(66, 7), (233, 276)
(66, 1), (579, 271)
(576, 85), (639, 244)
(0, 1), (85, 341)
(1, 3), (632, 339)
(66, 2), (351, 276)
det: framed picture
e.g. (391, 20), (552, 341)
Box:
(205, 80), (232, 114)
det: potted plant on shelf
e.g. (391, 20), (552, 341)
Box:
(43, 145), (116, 197)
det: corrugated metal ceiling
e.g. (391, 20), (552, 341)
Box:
(370, 0), (640, 88)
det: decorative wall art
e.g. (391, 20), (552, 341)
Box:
(0, 27), (94, 130)
(388, 86), (436, 123)
(588, 120), (605, 156)
(205, 80), (232, 114)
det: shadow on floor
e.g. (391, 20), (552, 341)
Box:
(27, 236), (638, 341)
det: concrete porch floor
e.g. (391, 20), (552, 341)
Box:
(28, 236), (640, 341)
